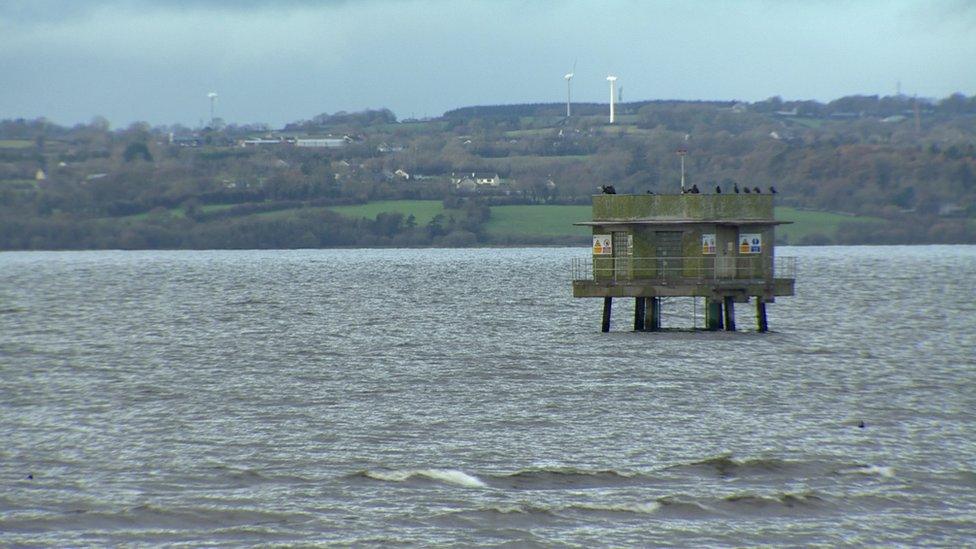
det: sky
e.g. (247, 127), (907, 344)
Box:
(2, 0), (975, 128)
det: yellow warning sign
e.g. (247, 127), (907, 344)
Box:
(593, 234), (612, 255)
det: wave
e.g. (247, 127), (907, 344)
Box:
(0, 504), (296, 533)
(228, 297), (279, 307)
(431, 491), (827, 524)
(199, 465), (312, 487)
(422, 488), (884, 529)
(957, 469), (976, 486)
(671, 453), (806, 478)
(428, 504), (565, 530)
(669, 453), (901, 484)
(355, 468), (487, 488)
(352, 466), (648, 490)
(350, 456), (896, 493)
(722, 491), (825, 509)
(487, 467), (645, 490)
(838, 464), (895, 478)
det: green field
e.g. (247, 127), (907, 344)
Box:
(484, 205), (591, 238)
(200, 204), (236, 214)
(504, 128), (559, 137)
(101, 199), (887, 245)
(775, 207), (883, 243)
(0, 139), (34, 149)
(788, 117), (825, 129)
(327, 200), (447, 225)
(110, 202), (237, 221)
(330, 200), (591, 239)
(322, 201), (885, 243)
(0, 179), (38, 189)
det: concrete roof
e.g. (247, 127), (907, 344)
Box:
(574, 219), (792, 226)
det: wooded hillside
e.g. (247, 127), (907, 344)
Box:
(1, 93), (973, 249)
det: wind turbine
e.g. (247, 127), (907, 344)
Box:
(564, 60), (576, 118)
(207, 92), (218, 127)
(606, 75), (618, 124)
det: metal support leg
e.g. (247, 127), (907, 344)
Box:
(706, 299), (724, 331)
(723, 296), (736, 332)
(756, 299), (768, 333)
(634, 297), (646, 331)
(602, 297), (612, 333)
(647, 297), (661, 331)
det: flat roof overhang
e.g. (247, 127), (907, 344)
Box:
(572, 278), (795, 299)
(574, 219), (793, 226)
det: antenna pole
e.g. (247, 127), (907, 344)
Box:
(676, 148), (688, 192)
(607, 76), (617, 124)
(681, 154), (685, 191)
(566, 78), (572, 117)
(207, 92), (218, 128)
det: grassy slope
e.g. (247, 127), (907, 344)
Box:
(775, 207), (884, 243)
(99, 199), (887, 245)
(484, 205), (592, 238)
(0, 139), (34, 149)
(327, 200), (447, 225)
(305, 201), (885, 242)
(484, 205), (884, 242)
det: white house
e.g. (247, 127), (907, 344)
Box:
(296, 138), (347, 148)
(452, 171), (501, 189)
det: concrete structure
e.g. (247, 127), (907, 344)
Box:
(572, 193), (795, 332)
(295, 138), (347, 148)
(452, 172), (501, 188)
(241, 138), (282, 147)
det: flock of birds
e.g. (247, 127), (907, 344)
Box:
(599, 184), (777, 195)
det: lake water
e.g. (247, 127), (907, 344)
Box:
(1, 246), (975, 546)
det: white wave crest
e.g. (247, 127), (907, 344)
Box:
(364, 469), (487, 488)
(575, 502), (661, 514)
(842, 465), (895, 478)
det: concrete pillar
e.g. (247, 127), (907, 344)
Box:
(634, 297), (646, 331)
(646, 297), (662, 331)
(706, 299), (724, 331)
(602, 297), (612, 333)
(723, 296), (736, 331)
(756, 298), (768, 333)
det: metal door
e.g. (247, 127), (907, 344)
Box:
(612, 232), (631, 280)
(655, 231), (683, 278)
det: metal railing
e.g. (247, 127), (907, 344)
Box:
(572, 256), (796, 282)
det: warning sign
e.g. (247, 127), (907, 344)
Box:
(739, 233), (762, 254)
(702, 234), (716, 255)
(593, 234), (612, 255)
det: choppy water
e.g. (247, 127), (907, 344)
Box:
(1, 246), (975, 546)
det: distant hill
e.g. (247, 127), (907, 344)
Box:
(0, 93), (973, 249)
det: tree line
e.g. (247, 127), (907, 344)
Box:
(1, 92), (974, 249)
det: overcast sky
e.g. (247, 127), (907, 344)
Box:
(2, 0), (974, 128)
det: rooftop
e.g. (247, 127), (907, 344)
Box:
(579, 194), (785, 225)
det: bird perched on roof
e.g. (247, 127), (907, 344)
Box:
(753, 186), (761, 193)
(715, 185), (722, 194)
(600, 185), (616, 194)
(733, 183), (740, 194)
